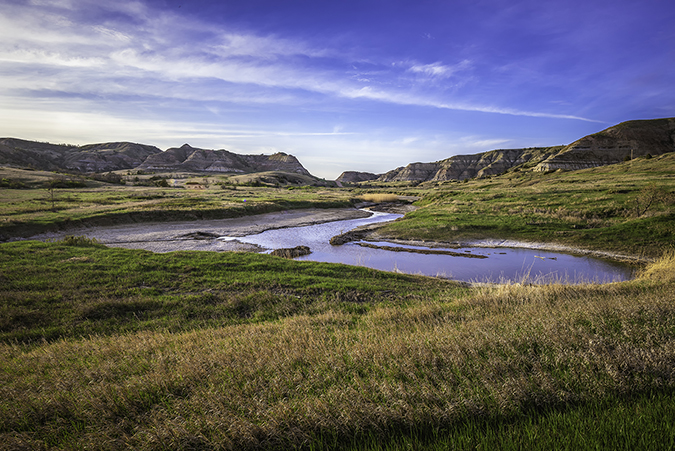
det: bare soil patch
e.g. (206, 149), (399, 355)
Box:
(27, 208), (372, 253)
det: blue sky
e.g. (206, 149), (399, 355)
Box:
(1, 0), (674, 179)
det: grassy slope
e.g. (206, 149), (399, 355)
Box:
(1, 239), (674, 449)
(0, 239), (459, 344)
(0, 179), (354, 239)
(2, 157), (675, 449)
(378, 153), (675, 258)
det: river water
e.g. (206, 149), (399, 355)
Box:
(220, 210), (633, 284)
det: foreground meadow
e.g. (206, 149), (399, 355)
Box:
(2, 155), (675, 449)
(1, 238), (674, 449)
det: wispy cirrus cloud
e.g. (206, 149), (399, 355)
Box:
(0, 0), (597, 122)
(407, 60), (472, 79)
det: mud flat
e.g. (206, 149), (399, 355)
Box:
(27, 208), (373, 253)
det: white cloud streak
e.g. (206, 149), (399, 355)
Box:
(0, 0), (595, 121)
(407, 60), (472, 79)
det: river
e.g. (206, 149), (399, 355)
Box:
(220, 210), (633, 284)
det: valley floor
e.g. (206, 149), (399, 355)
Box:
(23, 207), (372, 253)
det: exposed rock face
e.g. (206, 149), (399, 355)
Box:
(64, 142), (163, 172)
(376, 118), (675, 182)
(0, 139), (311, 176)
(336, 171), (380, 183)
(431, 147), (562, 181)
(378, 147), (562, 182)
(0, 138), (162, 173)
(378, 162), (439, 182)
(136, 144), (311, 175)
(534, 118), (675, 172)
(270, 246), (311, 258)
(0, 138), (71, 171)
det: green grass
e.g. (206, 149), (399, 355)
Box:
(377, 153), (675, 257)
(1, 240), (674, 449)
(2, 157), (675, 449)
(0, 239), (461, 344)
(341, 391), (675, 450)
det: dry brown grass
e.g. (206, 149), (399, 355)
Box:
(359, 193), (400, 203)
(639, 249), (675, 283)
(2, 252), (675, 449)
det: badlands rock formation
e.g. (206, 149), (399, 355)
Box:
(378, 147), (563, 182)
(0, 140), (312, 176)
(375, 118), (675, 183)
(136, 144), (311, 175)
(533, 118), (675, 172)
(335, 171), (380, 183)
(0, 139), (162, 173)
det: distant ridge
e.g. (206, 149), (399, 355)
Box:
(136, 144), (310, 175)
(338, 118), (675, 183)
(335, 171), (380, 184)
(0, 139), (162, 173)
(533, 118), (675, 172)
(0, 139), (311, 176)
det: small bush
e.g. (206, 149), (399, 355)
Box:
(0, 178), (27, 188)
(51, 235), (102, 247)
(45, 179), (86, 188)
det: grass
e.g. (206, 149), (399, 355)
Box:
(1, 240), (674, 449)
(359, 193), (401, 203)
(0, 173), (356, 239)
(344, 391), (675, 450)
(376, 153), (675, 258)
(0, 238), (458, 344)
(2, 156), (675, 449)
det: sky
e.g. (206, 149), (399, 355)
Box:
(1, 0), (674, 179)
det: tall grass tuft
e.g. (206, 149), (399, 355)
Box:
(359, 193), (400, 202)
(639, 248), (675, 282)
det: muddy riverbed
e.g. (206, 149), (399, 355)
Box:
(28, 208), (374, 253)
(28, 206), (636, 284)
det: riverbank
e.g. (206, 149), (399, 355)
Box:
(25, 207), (374, 253)
(337, 218), (649, 265)
(25, 202), (647, 269)
(360, 234), (650, 264)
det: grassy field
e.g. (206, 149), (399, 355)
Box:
(3, 154), (675, 258)
(0, 168), (354, 240)
(1, 239), (674, 449)
(1, 156), (675, 449)
(376, 153), (675, 258)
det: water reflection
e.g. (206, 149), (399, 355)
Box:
(220, 210), (633, 284)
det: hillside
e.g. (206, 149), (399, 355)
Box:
(0, 139), (163, 173)
(136, 143), (310, 175)
(374, 118), (675, 183)
(534, 117), (675, 171)
(335, 171), (380, 183)
(0, 139), (311, 176)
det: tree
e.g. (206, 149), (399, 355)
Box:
(45, 179), (59, 211)
(634, 184), (668, 218)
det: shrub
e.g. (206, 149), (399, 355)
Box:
(50, 235), (102, 247)
(0, 178), (27, 188)
(45, 178), (86, 188)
